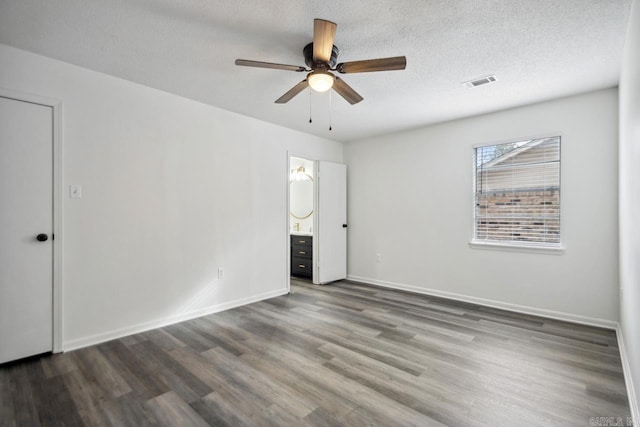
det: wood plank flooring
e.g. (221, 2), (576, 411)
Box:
(0, 280), (631, 426)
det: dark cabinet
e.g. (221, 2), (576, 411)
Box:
(291, 235), (312, 278)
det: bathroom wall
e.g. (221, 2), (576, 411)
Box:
(289, 156), (315, 233)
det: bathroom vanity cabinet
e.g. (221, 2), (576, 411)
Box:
(290, 234), (312, 278)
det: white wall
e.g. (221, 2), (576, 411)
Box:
(619, 0), (640, 418)
(0, 44), (343, 349)
(345, 88), (619, 325)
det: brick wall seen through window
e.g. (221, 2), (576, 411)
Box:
(474, 136), (561, 246)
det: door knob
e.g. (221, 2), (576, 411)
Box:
(36, 233), (48, 242)
(342, 224), (348, 228)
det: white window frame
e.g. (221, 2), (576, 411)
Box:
(469, 135), (565, 255)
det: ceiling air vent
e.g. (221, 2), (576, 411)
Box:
(462, 75), (497, 89)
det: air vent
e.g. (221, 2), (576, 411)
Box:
(462, 75), (498, 89)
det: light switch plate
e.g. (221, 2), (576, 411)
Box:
(70, 185), (82, 199)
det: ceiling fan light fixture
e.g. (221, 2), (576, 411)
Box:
(307, 70), (335, 92)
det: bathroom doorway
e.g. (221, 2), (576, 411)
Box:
(289, 156), (316, 284)
(287, 155), (347, 290)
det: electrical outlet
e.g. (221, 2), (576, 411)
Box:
(376, 254), (381, 263)
(218, 268), (224, 279)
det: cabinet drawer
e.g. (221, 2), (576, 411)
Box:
(291, 244), (312, 259)
(291, 236), (312, 246)
(291, 256), (312, 277)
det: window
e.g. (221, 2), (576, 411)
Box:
(473, 136), (561, 249)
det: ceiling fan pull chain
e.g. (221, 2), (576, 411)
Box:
(309, 90), (313, 123)
(329, 90), (332, 131)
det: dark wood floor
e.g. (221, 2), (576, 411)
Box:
(1, 280), (631, 426)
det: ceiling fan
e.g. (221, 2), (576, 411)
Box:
(235, 19), (407, 105)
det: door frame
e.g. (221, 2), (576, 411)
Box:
(1, 87), (64, 353)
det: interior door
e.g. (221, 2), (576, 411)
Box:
(315, 161), (347, 284)
(0, 96), (53, 364)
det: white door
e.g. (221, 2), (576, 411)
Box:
(0, 96), (53, 364)
(315, 161), (347, 284)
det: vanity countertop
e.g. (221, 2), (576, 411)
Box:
(290, 231), (313, 236)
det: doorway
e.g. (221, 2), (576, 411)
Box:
(289, 156), (315, 284)
(287, 155), (347, 290)
(0, 89), (62, 363)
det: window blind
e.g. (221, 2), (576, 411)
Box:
(474, 136), (561, 245)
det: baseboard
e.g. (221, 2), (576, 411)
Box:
(63, 288), (288, 351)
(346, 275), (617, 330)
(616, 324), (640, 424)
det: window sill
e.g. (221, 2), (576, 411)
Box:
(468, 240), (565, 255)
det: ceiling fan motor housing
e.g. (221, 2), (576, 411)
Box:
(303, 43), (339, 69)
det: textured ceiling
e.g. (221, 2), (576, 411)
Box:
(0, 0), (632, 142)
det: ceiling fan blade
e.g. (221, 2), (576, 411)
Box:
(275, 80), (309, 104)
(333, 77), (363, 105)
(235, 59), (306, 72)
(336, 56), (407, 74)
(313, 19), (337, 63)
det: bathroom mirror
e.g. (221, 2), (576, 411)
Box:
(290, 175), (314, 219)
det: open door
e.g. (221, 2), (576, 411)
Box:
(315, 161), (347, 284)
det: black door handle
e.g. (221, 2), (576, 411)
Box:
(342, 224), (348, 228)
(36, 233), (48, 242)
